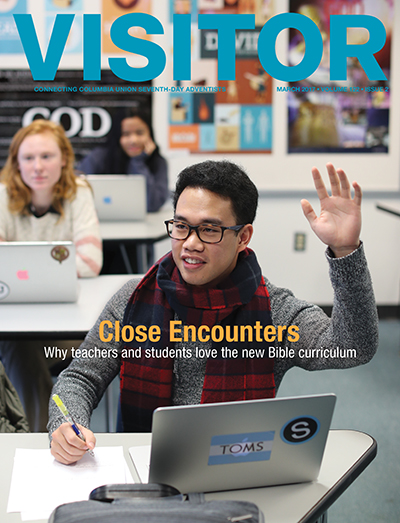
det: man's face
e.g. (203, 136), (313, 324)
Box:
(172, 187), (252, 287)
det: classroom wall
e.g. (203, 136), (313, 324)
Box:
(252, 195), (400, 306)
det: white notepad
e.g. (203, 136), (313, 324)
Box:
(7, 447), (132, 521)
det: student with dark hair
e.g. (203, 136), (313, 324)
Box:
(48, 160), (378, 464)
(79, 107), (168, 213)
(173, 160), (259, 224)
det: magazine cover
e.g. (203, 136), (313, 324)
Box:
(0, 1), (398, 522)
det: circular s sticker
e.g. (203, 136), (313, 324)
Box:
(280, 416), (320, 445)
(0, 281), (10, 300)
(51, 246), (70, 264)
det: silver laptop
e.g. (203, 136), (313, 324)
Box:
(87, 175), (147, 221)
(148, 393), (336, 493)
(0, 241), (78, 303)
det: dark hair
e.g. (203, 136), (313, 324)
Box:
(173, 160), (258, 224)
(101, 107), (156, 174)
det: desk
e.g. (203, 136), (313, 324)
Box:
(376, 202), (400, 218)
(99, 210), (171, 273)
(0, 275), (134, 431)
(0, 430), (376, 523)
(0, 275), (134, 340)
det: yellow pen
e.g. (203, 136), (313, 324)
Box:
(52, 394), (95, 457)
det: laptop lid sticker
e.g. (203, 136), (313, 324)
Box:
(280, 416), (320, 445)
(51, 245), (70, 264)
(208, 431), (275, 465)
(0, 281), (10, 300)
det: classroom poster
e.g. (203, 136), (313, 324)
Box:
(0, 0), (27, 54)
(168, 0), (274, 153)
(46, 0), (84, 55)
(102, 0), (152, 54)
(287, 0), (393, 153)
(0, 68), (152, 169)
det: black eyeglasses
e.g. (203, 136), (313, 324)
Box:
(165, 220), (245, 244)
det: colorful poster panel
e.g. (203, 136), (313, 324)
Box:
(46, 15), (83, 54)
(45, 0), (83, 10)
(176, 59), (217, 89)
(217, 59), (272, 105)
(0, 70), (152, 168)
(101, 0), (152, 54)
(193, 93), (215, 123)
(168, 0), (274, 153)
(170, 92), (194, 124)
(169, 93), (216, 151)
(0, 0), (27, 54)
(240, 105), (272, 150)
(215, 103), (240, 151)
(169, 125), (200, 151)
(288, 0), (392, 153)
(199, 124), (216, 150)
(198, 0), (225, 11)
(198, 0), (274, 21)
(200, 27), (260, 60)
(169, 0), (198, 23)
(239, 0), (274, 26)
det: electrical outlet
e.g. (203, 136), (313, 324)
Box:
(294, 233), (306, 251)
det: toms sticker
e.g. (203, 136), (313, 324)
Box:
(208, 431), (275, 465)
(51, 246), (70, 264)
(280, 416), (320, 445)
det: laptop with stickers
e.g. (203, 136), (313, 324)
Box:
(86, 174), (147, 221)
(147, 393), (336, 493)
(0, 241), (78, 303)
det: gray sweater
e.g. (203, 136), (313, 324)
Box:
(48, 244), (378, 435)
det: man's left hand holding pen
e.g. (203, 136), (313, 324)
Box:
(51, 423), (96, 464)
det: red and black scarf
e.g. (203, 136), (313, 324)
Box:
(120, 248), (275, 432)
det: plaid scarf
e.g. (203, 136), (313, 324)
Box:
(120, 248), (275, 432)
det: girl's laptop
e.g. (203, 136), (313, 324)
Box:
(140, 393), (336, 493)
(86, 175), (147, 221)
(0, 241), (78, 303)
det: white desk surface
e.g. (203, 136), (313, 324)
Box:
(0, 275), (134, 338)
(99, 210), (172, 241)
(376, 202), (400, 217)
(0, 430), (376, 523)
